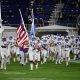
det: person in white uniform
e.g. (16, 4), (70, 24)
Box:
(13, 42), (20, 62)
(41, 46), (47, 64)
(55, 38), (62, 64)
(0, 38), (9, 70)
(33, 46), (39, 69)
(7, 36), (15, 62)
(64, 38), (71, 66)
(28, 44), (34, 70)
(49, 43), (55, 61)
(19, 41), (29, 66)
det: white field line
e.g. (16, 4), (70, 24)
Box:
(70, 60), (80, 63)
(0, 72), (26, 74)
(7, 78), (48, 80)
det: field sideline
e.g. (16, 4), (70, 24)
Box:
(0, 60), (80, 80)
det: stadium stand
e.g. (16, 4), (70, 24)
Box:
(57, 0), (80, 27)
(1, 0), (80, 28)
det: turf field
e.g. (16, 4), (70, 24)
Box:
(0, 60), (80, 80)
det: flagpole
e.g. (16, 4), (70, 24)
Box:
(0, 3), (4, 39)
(19, 9), (27, 32)
(0, 3), (2, 27)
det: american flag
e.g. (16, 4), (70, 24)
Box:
(17, 9), (29, 46)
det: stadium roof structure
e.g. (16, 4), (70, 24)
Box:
(0, 26), (4, 33)
(36, 25), (78, 32)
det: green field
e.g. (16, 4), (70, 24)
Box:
(0, 60), (80, 80)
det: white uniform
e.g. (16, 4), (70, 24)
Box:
(13, 46), (20, 55)
(0, 40), (8, 70)
(41, 49), (47, 64)
(28, 46), (34, 70)
(28, 46), (34, 61)
(54, 38), (63, 64)
(49, 45), (55, 61)
(33, 49), (39, 61)
(37, 43), (41, 61)
(1, 41), (8, 58)
(7, 38), (14, 54)
(50, 46), (55, 53)
(13, 46), (20, 62)
(20, 44), (28, 65)
(56, 41), (62, 58)
(64, 42), (71, 58)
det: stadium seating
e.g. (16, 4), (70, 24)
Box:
(57, 0), (80, 27)
(1, 0), (80, 27)
(1, 0), (55, 26)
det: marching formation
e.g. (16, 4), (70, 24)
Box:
(0, 34), (80, 70)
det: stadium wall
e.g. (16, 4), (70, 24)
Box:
(2, 26), (17, 38)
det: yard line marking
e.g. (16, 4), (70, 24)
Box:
(70, 60), (80, 63)
(0, 72), (26, 74)
(7, 78), (48, 80)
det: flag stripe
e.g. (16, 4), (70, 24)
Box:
(17, 25), (22, 33)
